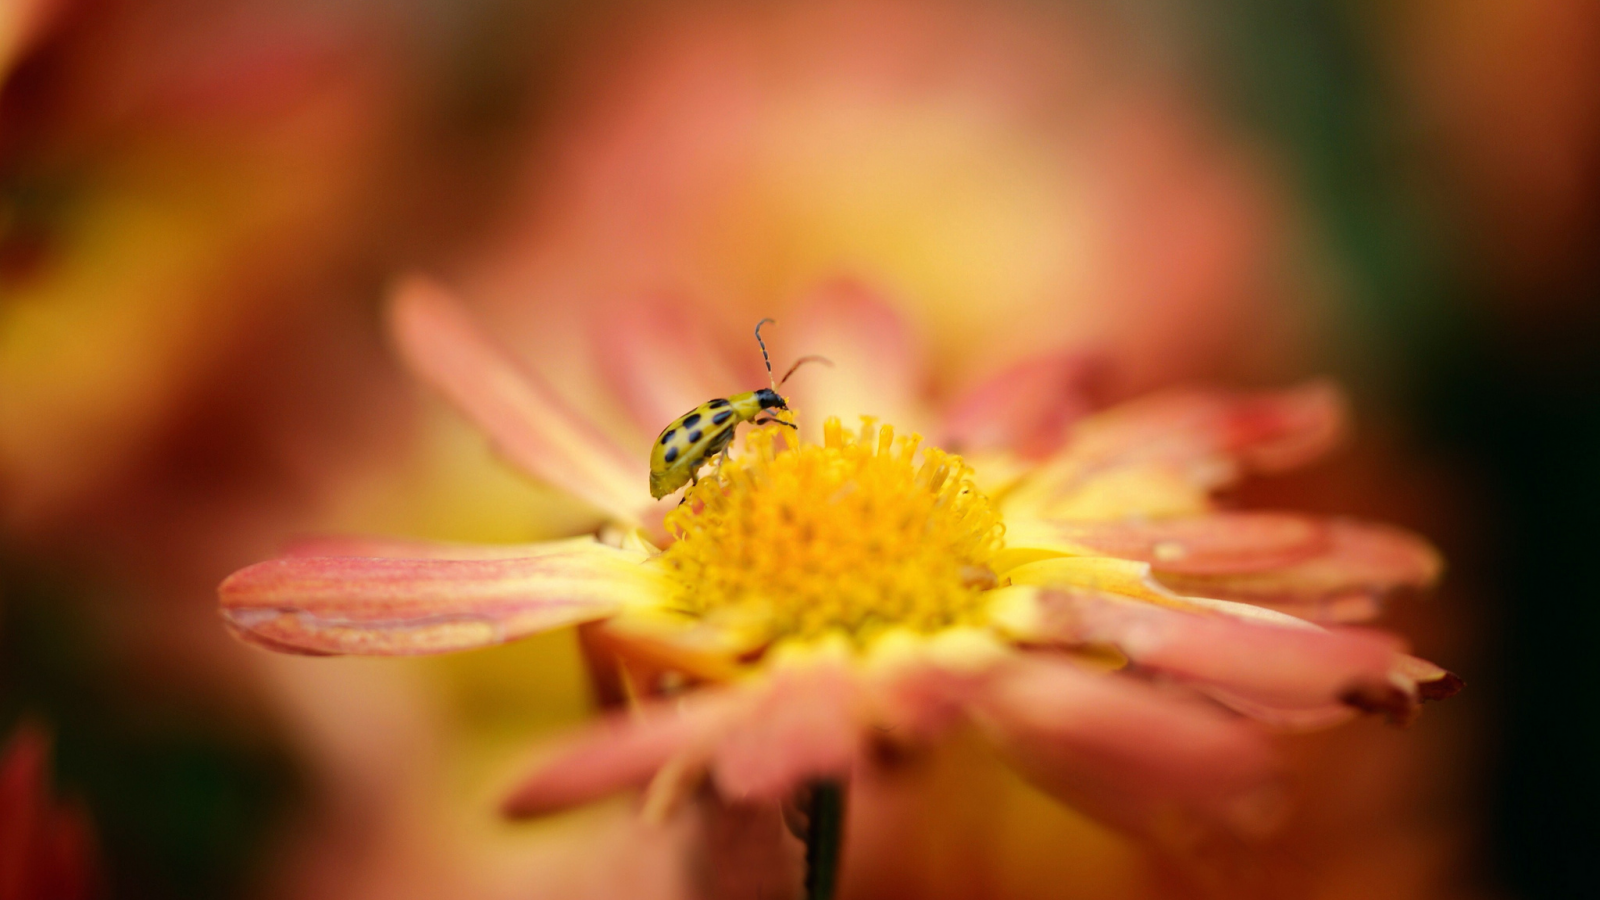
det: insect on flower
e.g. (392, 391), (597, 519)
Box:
(648, 318), (829, 499)
(218, 280), (1464, 900)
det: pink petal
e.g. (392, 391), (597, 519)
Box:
(1330, 653), (1464, 726)
(1195, 690), (1358, 730)
(1025, 588), (1400, 709)
(504, 662), (874, 816)
(218, 539), (654, 656)
(686, 796), (803, 900)
(1236, 595), (1388, 625)
(1152, 519), (1443, 616)
(973, 657), (1279, 834)
(1393, 654), (1465, 701)
(389, 277), (646, 522)
(868, 657), (992, 745)
(937, 350), (1104, 459)
(1207, 653), (1461, 729)
(592, 294), (752, 440)
(1012, 381), (1346, 517)
(709, 665), (861, 801)
(781, 279), (926, 436)
(1073, 380), (1345, 474)
(1014, 512), (1330, 575)
(501, 699), (733, 818)
(1219, 380), (1346, 472)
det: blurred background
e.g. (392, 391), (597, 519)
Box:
(1, 0), (1594, 898)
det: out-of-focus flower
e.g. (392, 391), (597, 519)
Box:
(467, 0), (1305, 413)
(0, 0), (60, 83)
(1389, 0), (1600, 301)
(0, 723), (99, 900)
(0, 0), (402, 540)
(218, 278), (1458, 892)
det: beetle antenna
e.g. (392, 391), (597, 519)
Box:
(755, 318), (777, 389)
(778, 355), (833, 386)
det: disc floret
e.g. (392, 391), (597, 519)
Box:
(660, 416), (1005, 645)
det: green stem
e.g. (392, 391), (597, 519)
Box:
(804, 780), (846, 900)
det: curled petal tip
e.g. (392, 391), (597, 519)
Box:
(1338, 681), (1422, 727)
(1337, 660), (1463, 727)
(1418, 669), (1465, 701)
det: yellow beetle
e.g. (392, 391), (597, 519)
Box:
(649, 319), (827, 499)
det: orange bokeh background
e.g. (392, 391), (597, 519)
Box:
(3, 1), (1595, 898)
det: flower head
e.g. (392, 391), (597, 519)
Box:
(219, 277), (1459, 849)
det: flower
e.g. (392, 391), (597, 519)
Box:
(467, 0), (1304, 409)
(219, 276), (1459, 854)
(0, 723), (101, 900)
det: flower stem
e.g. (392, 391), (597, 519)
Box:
(804, 780), (846, 900)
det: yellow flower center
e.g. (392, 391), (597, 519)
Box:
(659, 416), (1005, 645)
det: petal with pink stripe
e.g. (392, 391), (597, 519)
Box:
(1003, 512), (1330, 575)
(1153, 520), (1443, 620)
(390, 277), (646, 523)
(219, 538), (663, 656)
(500, 695), (736, 818)
(1006, 382), (1345, 519)
(592, 294), (751, 441)
(781, 280), (927, 439)
(1008, 586), (1399, 709)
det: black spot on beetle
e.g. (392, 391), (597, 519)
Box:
(682, 413), (702, 428)
(660, 429), (675, 445)
(708, 399), (730, 409)
(664, 446), (679, 463)
(712, 410), (734, 425)
(687, 429), (702, 443)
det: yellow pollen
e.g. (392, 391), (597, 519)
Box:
(659, 416), (1006, 645)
